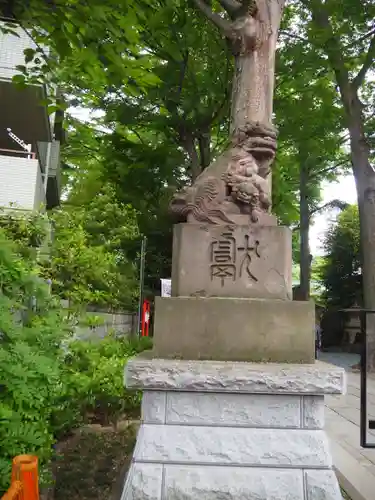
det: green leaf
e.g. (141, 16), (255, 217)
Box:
(12, 74), (26, 85)
(24, 48), (36, 64)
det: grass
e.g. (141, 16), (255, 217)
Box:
(53, 422), (137, 500)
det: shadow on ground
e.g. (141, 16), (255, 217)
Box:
(319, 351), (360, 371)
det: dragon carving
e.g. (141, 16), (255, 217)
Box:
(170, 121), (278, 225)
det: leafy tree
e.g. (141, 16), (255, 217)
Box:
(42, 201), (138, 311)
(1, 0), (160, 108)
(103, 1), (231, 181)
(293, 0), (375, 364)
(275, 17), (349, 299)
(320, 204), (361, 309)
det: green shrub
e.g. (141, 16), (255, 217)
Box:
(57, 335), (152, 432)
(0, 225), (151, 493)
(0, 231), (72, 492)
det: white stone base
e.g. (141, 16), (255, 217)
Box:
(121, 357), (346, 500)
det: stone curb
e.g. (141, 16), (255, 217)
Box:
(126, 357), (346, 395)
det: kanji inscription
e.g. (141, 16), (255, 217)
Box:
(210, 231), (236, 286)
(238, 235), (260, 282)
(209, 230), (261, 286)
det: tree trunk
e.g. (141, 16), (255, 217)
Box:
(230, 1), (285, 132)
(348, 103), (375, 369)
(181, 134), (201, 181)
(228, 1), (284, 201)
(231, 50), (273, 130)
(299, 162), (311, 300)
(198, 129), (211, 169)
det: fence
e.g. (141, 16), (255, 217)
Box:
(1, 455), (39, 500)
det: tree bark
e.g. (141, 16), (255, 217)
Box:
(230, 1), (285, 132)
(192, 0), (285, 132)
(198, 129), (211, 169)
(182, 134), (201, 181)
(299, 161), (311, 300)
(348, 101), (375, 369)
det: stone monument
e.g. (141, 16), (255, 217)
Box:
(121, 1), (346, 498)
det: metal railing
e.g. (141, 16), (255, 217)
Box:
(358, 309), (375, 448)
(0, 148), (36, 159)
(1, 455), (39, 500)
(1, 481), (23, 500)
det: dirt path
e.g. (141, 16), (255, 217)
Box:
(53, 421), (138, 500)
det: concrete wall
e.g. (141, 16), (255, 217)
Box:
(75, 311), (137, 340)
(34, 161), (45, 209)
(60, 302), (137, 339)
(0, 155), (45, 210)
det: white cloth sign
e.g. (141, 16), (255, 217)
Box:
(160, 278), (171, 297)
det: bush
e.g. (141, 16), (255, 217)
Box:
(0, 226), (151, 493)
(53, 335), (152, 436)
(0, 230), (71, 492)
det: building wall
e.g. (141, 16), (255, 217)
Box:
(34, 161), (46, 210)
(0, 155), (45, 210)
(0, 25), (49, 80)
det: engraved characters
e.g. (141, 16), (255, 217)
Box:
(209, 229), (261, 286)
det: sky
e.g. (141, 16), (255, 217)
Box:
(310, 174), (357, 256)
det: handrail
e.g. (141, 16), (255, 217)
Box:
(0, 148), (36, 159)
(1, 481), (23, 500)
(1, 455), (39, 500)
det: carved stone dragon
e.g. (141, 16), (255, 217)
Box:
(169, 121), (278, 224)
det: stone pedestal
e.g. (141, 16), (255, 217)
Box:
(121, 357), (346, 500)
(172, 224), (292, 300)
(153, 296), (315, 363)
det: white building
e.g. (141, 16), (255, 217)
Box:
(0, 22), (61, 212)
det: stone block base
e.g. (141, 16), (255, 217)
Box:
(153, 296), (315, 363)
(121, 358), (346, 500)
(171, 223), (292, 300)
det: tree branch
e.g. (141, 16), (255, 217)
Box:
(345, 27), (375, 49)
(279, 29), (309, 44)
(301, 0), (351, 99)
(291, 199), (349, 231)
(192, 0), (232, 33)
(352, 34), (375, 90)
(309, 157), (350, 180)
(218, 0), (241, 18)
(308, 199), (349, 218)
